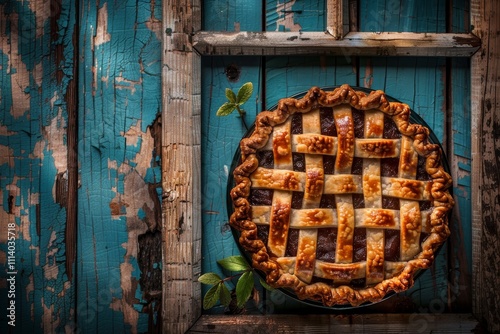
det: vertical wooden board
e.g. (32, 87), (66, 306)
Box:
(471, 0), (500, 331)
(200, 0), (262, 315)
(359, 0), (446, 32)
(203, 0), (263, 31)
(448, 57), (472, 311)
(266, 0), (326, 32)
(0, 1), (76, 332)
(78, 1), (162, 332)
(200, 56), (262, 309)
(447, 0), (472, 311)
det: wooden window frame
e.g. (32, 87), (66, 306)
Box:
(162, 0), (497, 332)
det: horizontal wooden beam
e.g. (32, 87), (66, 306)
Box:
(193, 31), (480, 57)
(188, 314), (482, 333)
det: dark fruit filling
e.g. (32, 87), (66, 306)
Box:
(250, 106), (432, 286)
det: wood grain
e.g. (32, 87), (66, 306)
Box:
(162, 0), (202, 333)
(193, 31), (480, 57)
(326, 0), (345, 39)
(471, 0), (500, 332)
(188, 314), (481, 333)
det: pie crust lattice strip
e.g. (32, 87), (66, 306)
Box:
(229, 84), (454, 307)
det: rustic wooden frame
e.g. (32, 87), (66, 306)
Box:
(163, 0), (498, 333)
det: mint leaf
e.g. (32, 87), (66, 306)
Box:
(216, 102), (236, 116)
(219, 283), (232, 307)
(225, 88), (237, 103)
(203, 284), (221, 310)
(198, 272), (222, 285)
(217, 255), (250, 272)
(236, 82), (253, 105)
(236, 271), (254, 307)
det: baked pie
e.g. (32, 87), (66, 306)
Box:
(229, 84), (454, 307)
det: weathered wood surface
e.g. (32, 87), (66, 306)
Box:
(78, 1), (163, 332)
(162, 0), (202, 333)
(326, 0), (347, 39)
(193, 31), (480, 57)
(0, 1), (78, 331)
(1, 0), (163, 333)
(471, 0), (500, 332)
(188, 314), (482, 333)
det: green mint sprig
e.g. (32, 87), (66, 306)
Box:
(198, 255), (273, 311)
(216, 82), (253, 130)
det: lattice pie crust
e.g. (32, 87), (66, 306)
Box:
(229, 84), (454, 306)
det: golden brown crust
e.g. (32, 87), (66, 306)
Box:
(229, 84), (454, 306)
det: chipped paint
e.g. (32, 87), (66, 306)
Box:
(42, 231), (59, 280)
(115, 74), (143, 94)
(28, 0), (52, 38)
(0, 123), (15, 136)
(121, 120), (143, 147)
(95, 4), (111, 46)
(0, 144), (13, 167)
(275, 0), (302, 32)
(44, 108), (68, 174)
(42, 297), (60, 333)
(0, 11), (31, 118)
(145, 0), (162, 40)
(109, 260), (140, 334)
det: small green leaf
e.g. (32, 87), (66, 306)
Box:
(219, 283), (232, 307)
(236, 82), (253, 105)
(217, 255), (251, 272)
(203, 284), (221, 310)
(259, 277), (274, 291)
(216, 102), (236, 116)
(225, 88), (237, 103)
(236, 271), (254, 307)
(198, 272), (222, 285)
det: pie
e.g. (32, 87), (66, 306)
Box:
(229, 84), (454, 307)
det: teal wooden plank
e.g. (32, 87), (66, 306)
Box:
(359, 0), (446, 32)
(203, 0), (263, 31)
(201, 56), (262, 307)
(448, 56), (472, 311)
(451, 0), (471, 33)
(266, 0), (326, 32)
(78, 0), (161, 332)
(0, 1), (77, 332)
(201, 0), (264, 314)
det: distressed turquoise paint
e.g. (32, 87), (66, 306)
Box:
(78, 0), (161, 332)
(0, 1), (77, 332)
(266, 0), (325, 32)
